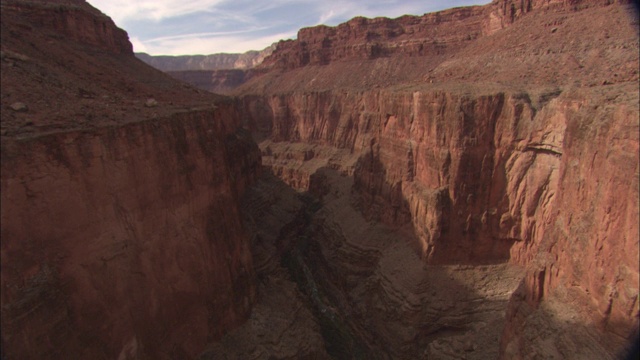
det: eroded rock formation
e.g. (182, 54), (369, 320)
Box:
(229, 0), (639, 358)
(1, 0), (260, 358)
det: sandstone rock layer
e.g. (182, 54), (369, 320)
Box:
(231, 0), (639, 358)
(1, 1), (261, 359)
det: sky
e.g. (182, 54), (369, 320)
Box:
(86, 0), (491, 56)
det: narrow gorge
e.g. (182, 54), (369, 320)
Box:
(1, 0), (638, 359)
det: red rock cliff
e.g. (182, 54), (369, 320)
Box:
(238, 88), (575, 265)
(259, 0), (635, 71)
(1, 1), (261, 359)
(234, 0), (639, 356)
(1, 109), (260, 359)
(500, 88), (639, 358)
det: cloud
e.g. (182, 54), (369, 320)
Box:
(88, 0), (225, 23)
(311, 0), (492, 25)
(129, 37), (149, 53)
(143, 28), (270, 43)
(318, 10), (336, 25)
(139, 31), (297, 55)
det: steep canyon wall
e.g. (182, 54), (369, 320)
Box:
(1, 108), (261, 359)
(1, 1), (262, 359)
(239, 88), (574, 265)
(501, 87), (640, 358)
(236, 82), (638, 356)
(233, 0), (639, 356)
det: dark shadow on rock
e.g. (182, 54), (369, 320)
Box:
(255, 161), (525, 359)
(350, 145), (515, 265)
(501, 278), (640, 359)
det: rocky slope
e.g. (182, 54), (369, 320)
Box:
(230, 0), (639, 358)
(1, 0), (261, 359)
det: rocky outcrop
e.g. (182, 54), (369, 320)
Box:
(1, 0), (132, 54)
(260, 6), (486, 70)
(1, 1), (261, 359)
(258, 0), (635, 71)
(482, 0), (635, 34)
(233, 1), (638, 93)
(152, 0), (638, 94)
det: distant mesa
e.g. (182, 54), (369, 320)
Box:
(135, 43), (277, 71)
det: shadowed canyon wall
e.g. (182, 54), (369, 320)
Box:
(238, 89), (560, 264)
(1, 0), (261, 359)
(501, 88), (640, 358)
(1, 109), (261, 359)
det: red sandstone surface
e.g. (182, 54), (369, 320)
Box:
(1, 0), (638, 359)
(1, 0), (261, 358)
(230, 0), (639, 358)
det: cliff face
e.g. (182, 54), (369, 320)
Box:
(238, 86), (638, 357)
(501, 87), (640, 358)
(238, 87), (595, 265)
(1, 109), (260, 359)
(549, 94), (638, 340)
(1, 1), (261, 359)
(233, 0), (639, 357)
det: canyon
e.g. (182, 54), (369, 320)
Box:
(136, 45), (276, 72)
(135, 47), (275, 95)
(1, 0), (638, 359)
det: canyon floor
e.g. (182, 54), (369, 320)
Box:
(199, 171), (526, 359)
